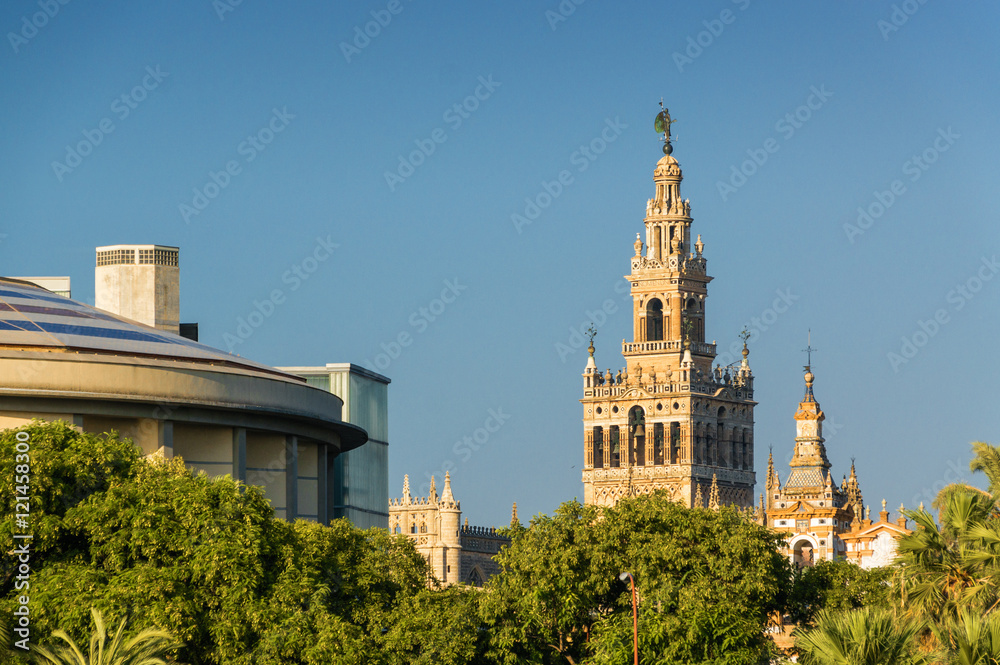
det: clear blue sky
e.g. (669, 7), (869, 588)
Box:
(2, 1), (998, 527)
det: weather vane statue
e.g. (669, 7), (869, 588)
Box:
(654, 99), (676, 155)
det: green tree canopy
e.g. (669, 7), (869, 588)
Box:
(482, 492), (790, 665)
(0, 422), (431, 664)
(786, 560), (893, 626)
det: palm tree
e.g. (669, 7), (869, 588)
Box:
(31, 608), (180, 665)
(896, 442), (1000, 625)
(970, 441), (1000, 504)
(897, 489), (1000, 624)
(932, 611), (1000, 665)
(794, 606), (927, 665)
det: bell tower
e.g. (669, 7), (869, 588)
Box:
(581, 104), (757, 508)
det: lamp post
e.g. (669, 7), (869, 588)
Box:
(619, 572), (638, 665)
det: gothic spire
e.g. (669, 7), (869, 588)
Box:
(766, 448), (776, 489)
(441, 471), (455, 504)
(429, 475), (437, 502)
(708, 474), (720, 510)
(511, 502), (519, 527)
(402, 474), (411, 504)
(693, 482), (704, 508)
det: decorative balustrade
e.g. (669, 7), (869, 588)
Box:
(583, 378), (752, 399)
(622, 339), (716, 355)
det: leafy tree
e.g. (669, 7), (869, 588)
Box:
(480, 500), (607, 665)
(588, 497), (789, 665)
(786, 560), (893, 626)
(0, 422), (431, 665)
(383, 586), (490, 665)
(31, 608), (180, 665)
(794, 607), (926, 665)
(482, 493), (790, 665)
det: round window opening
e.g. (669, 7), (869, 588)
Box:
(596, 407), (602, 414)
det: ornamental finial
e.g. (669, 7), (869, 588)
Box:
(655, 100), (676, 155)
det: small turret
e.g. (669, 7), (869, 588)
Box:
(441, 471), (456, 506)
(693, 482), (704, 508)
(511, 502), (519, 527)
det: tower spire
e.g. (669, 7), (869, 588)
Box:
(402, 474), (411, 504)
(708, 474), (720, 510)
(765, 447), (776, 488)
(802, 330), (818, 398)
(441, 471), (455, 504)
(803, 329), (817, 368)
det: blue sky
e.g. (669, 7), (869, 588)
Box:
(2, 1), (998, 527)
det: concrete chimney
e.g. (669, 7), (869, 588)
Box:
(95, 245), (180, 333)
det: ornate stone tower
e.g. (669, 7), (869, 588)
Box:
(763, 365), (862, 565)
(581, 111), (756, 508)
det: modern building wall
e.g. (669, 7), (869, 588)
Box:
(11, 277), (70, 297)
(278, 363), (390, 529)
(0, 277), (368, 526)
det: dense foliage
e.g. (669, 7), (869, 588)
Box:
(482, 494), (791, 664)
(8, 422), (999, 664)
(0, 423), (433, 664)
(786, 560), (892, 626)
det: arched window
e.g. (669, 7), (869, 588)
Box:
(646, 299), (664, 341)
(742, 430), (751, 470)
(609, 426), (621, 468)
(653, 423), (664, 465)
(468, 568), (484, 587)
(685, 298), (703, 342)
(419, 522), (427, 533)
(410, 524), (417, 534)
(670, 422), (680, 464)
(593, 426), (604, 469)
(717, 423), (725, 467)
(628, 406), (645, 466)
(394, 525), (401, 534)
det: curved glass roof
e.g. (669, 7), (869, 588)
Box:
(0, 277), (287, 376)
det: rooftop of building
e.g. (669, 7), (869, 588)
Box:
(0, 276), (289, 379)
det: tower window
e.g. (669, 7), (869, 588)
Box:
(609, 426), (621, 468)
(628, 406), (645, 466)
(653, 423), (664, 465)
(593, 426), (604, 469)
(645, 299), (664, 341)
